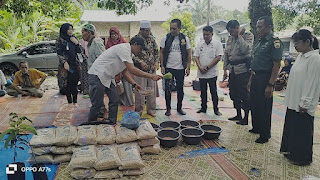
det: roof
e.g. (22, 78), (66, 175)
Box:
(196, 19), (228, 31)
(81, 10), (170, 22)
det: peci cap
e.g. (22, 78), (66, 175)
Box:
(140, 20), (151, 29)
(130, 36), (148, 51)
(83, 24), (95, 33)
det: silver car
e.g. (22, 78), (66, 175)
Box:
(0, 41), (59, 76)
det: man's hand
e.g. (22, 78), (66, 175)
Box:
(299, 106), (307, 114)
(199, 66), (207, 74)
(264, 86), (273, 98)
(239, 27), (245, 36)
(64, 62), (70, 71)
(140, 62), (148, 71)
(161, 67), (165, 75)
(70, 37), (79, 45)
(134, 84), (142, 91)
(185, 68), (190, 77)
(223, 70), (228, 81)
(151, 74), (163, 81)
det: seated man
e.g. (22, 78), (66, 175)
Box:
(6, 61), (47, 97)
(0, 70), (6, 97)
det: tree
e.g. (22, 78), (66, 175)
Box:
(162, 11), (197, 47)
(178, 0), (249, 26)
(248, 0), (272, 44)
(272, 0), (320, 35)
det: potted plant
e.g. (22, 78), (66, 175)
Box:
(0, 112), (37, 180)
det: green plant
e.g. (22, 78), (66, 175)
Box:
(0, 112), (37, 163)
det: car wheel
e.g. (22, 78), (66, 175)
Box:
(0, 63), (18, 76)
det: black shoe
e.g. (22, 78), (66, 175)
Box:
(255, 137), (269, 144)
(228, 116), (242, 121)
(236, 119), (248, 125)
(288, 160), (312, 166)
(214, 110), (222, 116)
(197, 109), (206, 113)
(249, 129), (259, 134)
(165, 110), (171, 116)
(177, 109), (186, 115)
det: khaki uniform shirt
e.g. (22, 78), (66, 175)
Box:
(224, 32), (254, 75)
(251, 33), (284, 72)
(132, 34), (159, 73)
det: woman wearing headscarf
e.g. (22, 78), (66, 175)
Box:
(106, 27), (134, 106)
(56, 23), (82, 106)
(280, 29), (320, 166)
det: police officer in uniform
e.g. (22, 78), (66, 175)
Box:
(224, 20), (254, 125)
(248, 16), (283, 143)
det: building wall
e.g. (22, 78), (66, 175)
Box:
(92, 21), (167, 47)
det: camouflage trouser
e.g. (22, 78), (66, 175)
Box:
(6, 86), (44, 98)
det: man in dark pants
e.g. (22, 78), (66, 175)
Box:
(160, 19), (192, 116)
(247, 16), (283, 143)
(223, 20), (254, 125)
(194, 26), (223, 116)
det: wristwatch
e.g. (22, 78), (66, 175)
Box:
(132, 83), (137, 88)
(267, 82), (274, 87)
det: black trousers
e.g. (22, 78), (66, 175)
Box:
(66, 71), (79, 104)
(199, 77), (219, 111)
(165, 68), (185, 110)
(229, 70), (250, 110)
(250, 72), (272, 138)
(280, 108), (314, 163)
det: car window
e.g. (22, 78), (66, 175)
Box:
(21, 43), (57, 55)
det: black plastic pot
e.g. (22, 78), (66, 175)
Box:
(159, 121), (180, 131)
(7, 162), (25, 180)
(200, 124), (222, 140)
(180, 120), (200, 129)
(151, 122), (160, 132)
(32, 163), (48, 180)
(181, 128), (204, 145)
(157, 129), (180, 148)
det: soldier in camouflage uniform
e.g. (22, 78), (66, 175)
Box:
(132, 20), (159, 117)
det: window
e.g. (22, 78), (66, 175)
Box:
(283, 41), (290, 52)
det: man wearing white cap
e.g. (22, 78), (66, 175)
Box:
(132, 20), (159, 117)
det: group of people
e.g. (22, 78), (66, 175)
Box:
(223, 16), (320, 166)
(0, 15), (319, 166)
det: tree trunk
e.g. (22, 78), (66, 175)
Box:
(248, 0), (272, 44)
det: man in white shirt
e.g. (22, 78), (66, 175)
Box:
(160, 19), (192, 116)
(88, 36), (162, 124)
(194, 26), (223, 116)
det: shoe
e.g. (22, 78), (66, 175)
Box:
(255, 137), (269, 144)
(228, 116), (242, 121)
(214, 110), (222, 116)
(177, 109), (186, 115)
(249, 129), (259, 134)
(165, 110), (171, 116)
(236, 119), (248, 125)
(288, 159), (312, 166)
(196, 109), (206, 113)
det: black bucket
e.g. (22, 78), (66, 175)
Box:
(200, 124), (222, 140)
(157, 129), (180, 148)
(181, 128), (204, 145)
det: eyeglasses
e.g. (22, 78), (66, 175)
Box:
(293, 40), (303, 45)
